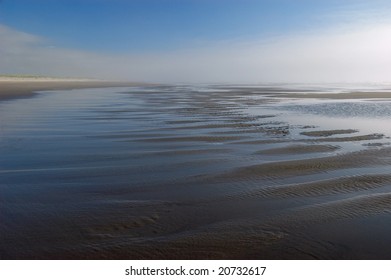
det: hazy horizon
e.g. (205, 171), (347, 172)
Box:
(2, 0), (391, 84)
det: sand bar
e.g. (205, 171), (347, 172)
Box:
(0, 77), (149, 101)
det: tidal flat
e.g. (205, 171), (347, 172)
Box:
(2, 84), (391, 259)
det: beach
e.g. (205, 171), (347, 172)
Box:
(1, 84), (391, 259)
(0, 77), (146, 101)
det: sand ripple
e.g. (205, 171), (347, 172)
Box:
(227, 175), (391, 200)
(213, 148), (391, 182)
(255, 144), (339, 155)
(267, 192), (391, 229)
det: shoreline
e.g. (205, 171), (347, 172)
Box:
(4, 79), (391, 101)
(0, 78), (151, 101)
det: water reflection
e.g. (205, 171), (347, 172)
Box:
(2, 85), (391, 259)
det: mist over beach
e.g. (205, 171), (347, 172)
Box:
(2, 1), (391, 260)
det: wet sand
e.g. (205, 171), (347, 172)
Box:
(0, 77), (147, 101)
(2, 85), (391, 259)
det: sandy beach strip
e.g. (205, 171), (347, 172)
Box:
(0, 77), (148, 101)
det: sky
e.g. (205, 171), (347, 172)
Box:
(1, 0), (391, 83)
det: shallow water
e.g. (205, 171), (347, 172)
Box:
(1, 85), (391, 259)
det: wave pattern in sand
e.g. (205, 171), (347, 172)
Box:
(1, 85), (391, 259)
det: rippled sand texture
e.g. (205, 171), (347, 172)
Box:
(2, 85), (391, 259)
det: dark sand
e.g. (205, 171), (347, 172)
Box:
(300, 129), (359, 137)
(255, 144), (340, 155)
(2, 85), (391, 259)
(0, 79), (147, 101)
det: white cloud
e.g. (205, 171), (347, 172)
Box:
(0, 25), (130, 78)
(1, 22), (391, 83)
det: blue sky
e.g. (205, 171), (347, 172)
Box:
(1, 0), (386, 52)
(1, 0), (391, 82)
